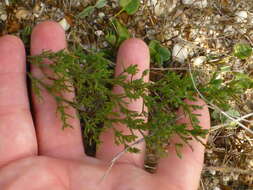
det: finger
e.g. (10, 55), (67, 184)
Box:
(30, 21), (85, 159)
(96, 38), (150, 167)
(0, 35), (37, 167)
(155, 98), (210, 190)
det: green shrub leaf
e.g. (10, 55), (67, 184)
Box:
(175, 143), (183, 159)
(149, 40), (171, 66)
(119, 0), (140, 15)
(95, 0), (107, 8)
(77, 6), (95, 18)
(233, 43), (252, 59)
(77, 0), (106, 18)
(111, 18), (130, 46)
(105, 31), (117, 46)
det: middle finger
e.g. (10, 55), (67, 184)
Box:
(30, 21), (85, 160)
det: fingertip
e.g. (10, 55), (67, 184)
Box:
(0, 35), (25, 72)
(31, 21), (66, 55)
(117, 38), (150, 75)
(0, 35), (24, 49)
(119, 38), (149, 52)
(0, 35), (25, 57)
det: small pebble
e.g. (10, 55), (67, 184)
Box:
(4, 0), (9, 6)
(248, 12), (253, 24)
(172, 43), (189, 63)
(155, 0), (176, 16)
(98, 12), (105, 18)
(95, 30), (104, 37)
(224, 25), (235, 33)
(0, 14), (7, 21)
(167, 0), (177, 13)
(154, 3), (165, 16)
(235, 11), (248, 23)
(112, 3), (117, 8)
(248, 159), (253, 168)
(103, 41), (108, 47)
(182, 0), (208, 8)
(59, 18), (70, 31)
(223, 175), (230, 182)
(209, 169), (216, 176)
(15, 9), (31, 20)
(149, 0), (157, 6)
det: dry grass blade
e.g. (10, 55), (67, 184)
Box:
(211, 112), (253, 132)
(99, 137), (145, 183)
(188, 63), (253, 136)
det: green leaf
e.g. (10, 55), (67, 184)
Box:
(142, 69), (149, 77)
(119, 0), (131, 7)
(111, 18), (130, 46)
(124, 64), (138, 75)
(154, 53), (162, 65)
(233, 43), (252, 59)
(77, 6), (95, 18)
(232, 73), (253, 89)
(220, 66), (231, 72)
(127, 146), (140, 153)
(149, 40), (171, 66)
(149, 40), (158, 56)
(157, 46), (171, 62)
(119, 0), (140, 15)
(95, 0), (107, 8)
(105, 31), (117, 46)
(175, 143), (183, 159)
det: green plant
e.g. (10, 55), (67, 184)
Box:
(27, 42), (253, 158)
(27, 47), (203, 156)
(20, 26), (32, 46)
(27, 0), (253, 159)
(105, 18), (131, 47)
(119, 0), (140, 15)
(77, 0), (107, 18)
(233, 43), (252, 59)
(149, 40), (171, 67)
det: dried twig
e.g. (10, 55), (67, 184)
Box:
(188, 63), (253, 135)
(210, 112), (253, 132)
(151, 67), (244, 72)
(99, 137), (145, 183)
(204, 166), (253, 175)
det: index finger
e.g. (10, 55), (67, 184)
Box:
(0, 35), (37, 167)
(155, 98), (210, 190)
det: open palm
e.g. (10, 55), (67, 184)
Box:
(0, 21), (210, 190)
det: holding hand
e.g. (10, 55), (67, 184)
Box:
(0, 21), (210, 190)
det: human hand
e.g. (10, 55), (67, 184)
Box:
(0, 21), (210, 190)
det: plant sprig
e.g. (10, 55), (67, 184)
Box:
(27, 47), (206, 157)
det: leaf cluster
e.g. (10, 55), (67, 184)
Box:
(199, 68), (253, 111)
(28, 47), (210, 157)
(105, 18), (131, 48)
(27, 27), (253, 158)
(233, 43), (252, 60)
(77, 0), (107, 18)
(119, 0), (140, 15)
(149, 40), (171, 67)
